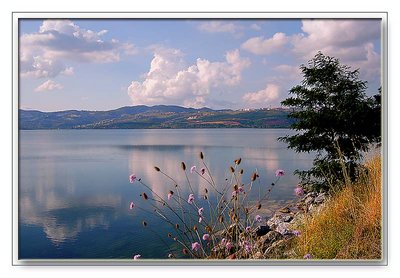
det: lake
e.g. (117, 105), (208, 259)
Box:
(18, 129), (315, 259)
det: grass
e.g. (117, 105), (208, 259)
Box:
(291, 154), (382, 260)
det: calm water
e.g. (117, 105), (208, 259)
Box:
(19, 129), (314, 259)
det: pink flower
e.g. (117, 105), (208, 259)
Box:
(245, 226), (251, 233)
(255, 215), (262, 222)
(133, 254), (141, 260)
(294, 186), (304, 197)
(243, 241), (252, 252)
(198, 207), (204, 216)
(221, 238), (227, 246)
(190, 165), (197, 174)
(303, 253), (312, 259)
(167, 190), (174, 200)
(187, 194), (194, 204)
(226, 242), (233, 251)
(129, 174), (137, 183)
(200, 168), (206, 175)
(231, 191), (237, 198)
(238, 186), (244, 193)
(198, 216), (203, 223)
(293, 230), (301, 237)
(275, 169), (285, 177)
(191, 242), (201, 251)
(129, 202), (135, 210)
(202, 234), (210, 241)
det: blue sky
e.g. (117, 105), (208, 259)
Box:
(19, 18), (381, 111)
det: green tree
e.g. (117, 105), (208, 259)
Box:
(279, 52), (381, 190)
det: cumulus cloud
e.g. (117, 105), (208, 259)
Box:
(34, 80), (64, 92)
(128, 48), (250, 108)
(241, 33), (290, 55)
(20, 20), (137, 79)
(198, 21), (240, 34)
(242, 84), (280, 107)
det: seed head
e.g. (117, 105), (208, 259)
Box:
(257, 203), (262, 210)
(181, 162), (186, 171)
(154, 166), (160, 172)
(240, 169), (244, 175)
(141, 192), (148, 200)
(230, 166), (235, 173)
(142, 220), (147, 227)
(251, 172), (257, 181)
(200, 152), (204, 160)
(234, 158), (242, 165)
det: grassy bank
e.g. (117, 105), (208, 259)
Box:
(291, 154), (382, 260)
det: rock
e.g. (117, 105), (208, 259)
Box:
(255, 231), (283, 252)
(264, 239), (287, 258)
(314, 193), (326, 204)
(267, 213), (292, 230)
(281, 215), (293, 222)
(275, 222), (291, 235)
(254, 225), (271, 237)
(304, 196), (314, 205)
(279, 207), (291, 213)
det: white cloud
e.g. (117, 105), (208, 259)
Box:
(250, 23), (262, 31)
(128, 48), (250, 108)
(20, 20), (137, 79)
(34, 80), (64, 92)
(241, 33), (289, 55)
(198, 21), (240, 34)
(242, 84), (280, 107)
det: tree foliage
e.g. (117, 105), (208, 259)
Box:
(279, 52), (381, 190)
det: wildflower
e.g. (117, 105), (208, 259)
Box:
(198, 217), (203, 223)
(293, 230), (301, 237)
(129, 202), (135, 210)
(191, 242), (201, 251)
(133, 254), (141, 260)
(182, 248), (189, 255)
(168, 190), (174, 200)
(275, 169), (285, 177)
(243, 241), (252, 252)
(245, 226), (251, 233)
(238, 186), (244, 193)
(226, 242), (234, 251)
(221, 238), (227, 246)
(187, 193), (194, 204)
(129, 174), (136, 183)
(196, 207), (203, 216)
(200, 168), (206, 175)
(255, 215), (262, 223)
(303, 253), (312, 259)
(190, 165), (197, 174)
(234, 158), (242, 165)
(231, 191), (237, 198)
(202, 234), (210, 241)
(294, 185), (304, 197)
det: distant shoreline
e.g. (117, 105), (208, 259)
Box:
(19, 105), (295, 130)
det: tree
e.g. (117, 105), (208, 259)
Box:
(279, 52), (381, 190)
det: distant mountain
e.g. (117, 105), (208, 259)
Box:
(19, 105), (295, 129)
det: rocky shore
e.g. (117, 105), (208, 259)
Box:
(251, 191), (328, 259)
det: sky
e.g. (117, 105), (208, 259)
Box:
(19, 18), (382, 112)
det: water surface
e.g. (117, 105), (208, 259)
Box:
(19, 129), (314, 259)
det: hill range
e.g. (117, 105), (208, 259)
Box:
(19, 105), (294, 129)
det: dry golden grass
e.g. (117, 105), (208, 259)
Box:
(293, 154), (382, 260)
